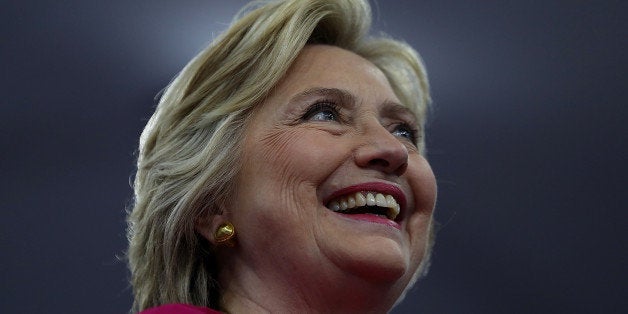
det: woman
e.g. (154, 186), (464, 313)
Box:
(127, 0), (437, 313)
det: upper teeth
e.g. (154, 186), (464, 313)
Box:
(327, 192), (400, 220)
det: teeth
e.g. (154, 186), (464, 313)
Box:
(340, 199), (348, 210)
(327, 191), (400, 220)
(329, 201), (340, 212)
(347, 195), (356, 208)
(375, 193), (387, 207)
(385, 194), (396, 207)
(386, 195), (400, 220)
(366, 193), (376, 206)
(355, 193), (366, 206)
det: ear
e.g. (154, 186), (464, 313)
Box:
(195, 205), (231, 246)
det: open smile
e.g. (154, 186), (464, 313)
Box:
(323, 182), (407, 222)
(326, 191), (400, 220)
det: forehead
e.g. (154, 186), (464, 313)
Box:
(270, 45), (400, 104)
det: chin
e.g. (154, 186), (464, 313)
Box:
(339, 239), (418, 284)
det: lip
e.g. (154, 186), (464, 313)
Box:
(323, 181), (408, 221)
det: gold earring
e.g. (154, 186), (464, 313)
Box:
(214, 222), (236, 247)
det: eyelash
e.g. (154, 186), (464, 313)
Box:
(301, 101), (342, 122)
(300, 101), (420, 145)
(390, 122), (420, 145)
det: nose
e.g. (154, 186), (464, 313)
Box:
(354, 122), (409, 176)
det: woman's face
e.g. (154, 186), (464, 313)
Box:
(224, 45), (436, 296)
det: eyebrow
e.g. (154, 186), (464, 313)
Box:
(288, 87), (356, 108)
(380, 101), (418, 125)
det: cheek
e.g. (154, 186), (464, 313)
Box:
(405, 155), (437, 250)
(407, 155), (437, 214)
(234, 126), (347, 227)
(252, 127), (345, 186)
(232, 127), (348, 253)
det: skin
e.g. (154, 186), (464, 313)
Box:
(199, 45), (437, 313)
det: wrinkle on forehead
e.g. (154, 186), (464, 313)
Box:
(278, 45), (396, 94)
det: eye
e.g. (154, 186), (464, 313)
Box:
(391, 123), (419, 144)
(301, 102), (340, 122)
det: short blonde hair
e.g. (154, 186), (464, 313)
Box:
(127, 0), (431, 312)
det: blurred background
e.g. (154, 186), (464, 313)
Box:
(2, 0), (626, 313)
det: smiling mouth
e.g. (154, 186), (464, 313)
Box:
(325, 191), (401, 221)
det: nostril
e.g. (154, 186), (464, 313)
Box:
(396, 162), (408, 176)
(366, 158), (407, 176)
(369, 158), (390, 168)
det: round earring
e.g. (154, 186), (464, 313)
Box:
(214, 222), (236, 247)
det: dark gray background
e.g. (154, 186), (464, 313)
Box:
(2, 1), (626, 313)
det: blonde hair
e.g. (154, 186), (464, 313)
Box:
(127, 0), (431, 312)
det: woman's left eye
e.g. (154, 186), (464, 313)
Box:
(391, 123), (418, 144)
(302, 102), (340, 122)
